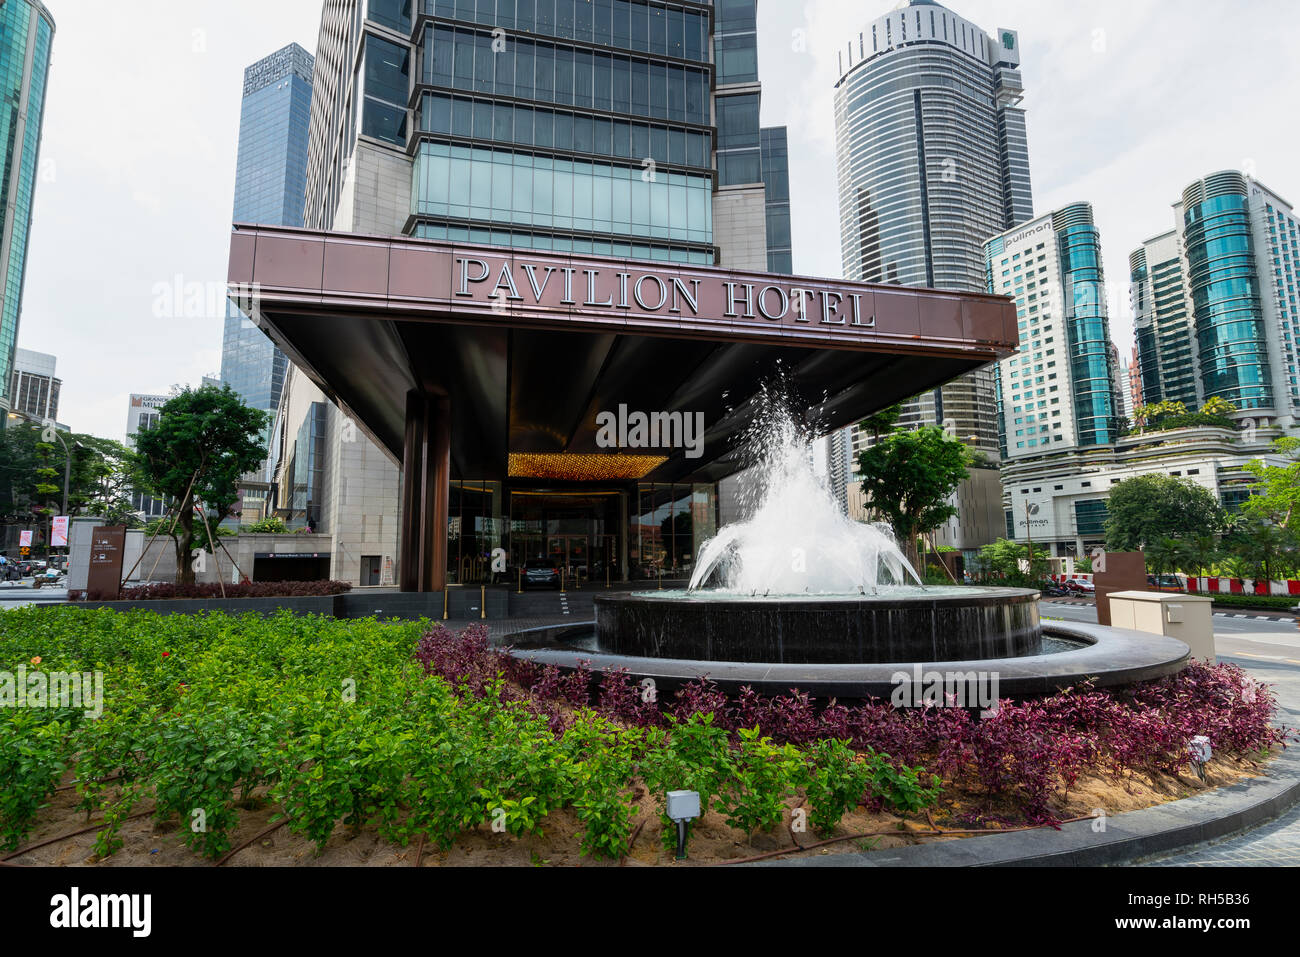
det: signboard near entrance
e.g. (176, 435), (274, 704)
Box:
(86, 526), (127, 602)
(19, 530), (33, 548)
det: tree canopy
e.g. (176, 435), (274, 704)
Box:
(0, 425), (139, 542)
(856, 425), (973, 569)
(1103, 474), (1225, 552)
(133, 385), (269, 584)
(975, 537), (1049, 585)
(1130, 398), (1237, 435)
(1241, 436), (1300, 530)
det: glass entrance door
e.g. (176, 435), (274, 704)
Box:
(509, 490), (625, 584)
(547, 535), (590, 583)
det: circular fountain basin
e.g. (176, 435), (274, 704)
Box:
(500, 619), (1191, 699)
(592, 586), (1041, 665)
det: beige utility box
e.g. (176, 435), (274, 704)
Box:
(1107, 591), (1215, 662)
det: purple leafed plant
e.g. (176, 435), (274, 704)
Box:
(411, 625), (1295, 825)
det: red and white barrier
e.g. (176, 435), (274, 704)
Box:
(1189, 576), (1300, 596)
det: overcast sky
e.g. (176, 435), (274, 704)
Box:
(17, 0), (1300, 441)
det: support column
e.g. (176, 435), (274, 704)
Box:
(400, 393), (451, 593)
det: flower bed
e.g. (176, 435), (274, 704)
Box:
(419, 625), (1292, 827)
(0, 608), (1291, 866)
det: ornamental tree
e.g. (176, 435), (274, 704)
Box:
(133, 385), (268, 585)
(856, 425), (974, 571)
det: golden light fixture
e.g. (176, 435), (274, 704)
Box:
(508, 452), (668, 482)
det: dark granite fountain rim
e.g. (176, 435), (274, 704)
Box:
(497, 620), (1191, 698)
(591, 586), (1040, 610)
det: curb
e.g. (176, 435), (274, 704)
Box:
(762, 745), (1300, 868)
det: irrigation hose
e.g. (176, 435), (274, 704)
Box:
(620, 819), (647, 865)
(214, 818), (289, 866)
(1, 810), (154, 863)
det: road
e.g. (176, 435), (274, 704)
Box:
(1043, 597), (1300, 866)
(0, 581), (68, 608)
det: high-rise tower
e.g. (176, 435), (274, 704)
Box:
(833, 0), (1031, 552)
(0, 0), (54, 427)
(985, 203), (1121, 461)
(220, 43), (315, 423)
(1132, 171), (1300, 433)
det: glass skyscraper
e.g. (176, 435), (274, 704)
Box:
(985, 203), (1121, 461)
(219, 43), (315, 422)
(1130, 230), (1197, 409)
(1131, 171), (1300, 432)
(1182, 173), (1271, 412)
(0, 0), (54, 428)
(833, 0), (1031, 552)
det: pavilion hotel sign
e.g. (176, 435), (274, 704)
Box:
(227, 228), (1019, 359)
(457, 255), (877, 329)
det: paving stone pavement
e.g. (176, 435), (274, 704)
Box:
(1143, 798), (1300, 866)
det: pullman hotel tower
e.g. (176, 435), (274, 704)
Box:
(247, 0), (1016, 592)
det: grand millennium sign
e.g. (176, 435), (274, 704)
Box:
(228, 225), (1020, 361)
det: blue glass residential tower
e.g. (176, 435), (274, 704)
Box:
(1131, 171), (1300, 431)
(220, 43), (315, 421)
(0, 0), (54, 427)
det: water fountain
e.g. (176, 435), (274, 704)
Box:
(593, 404), (1041, 664)
(505, 395), (1191, 698)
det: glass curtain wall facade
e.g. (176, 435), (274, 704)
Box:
(410, 0), (716, 264)
(833, 1), (1030, 548)
(760, 126), (791, 274)
(1182, 172), (1273, 411)
(986, 203), (1120, 461)
(1055, 204), (1120, 445)
(0, 0), (53, 425)
(1130, 173), (1300, 432)
(1130, 232), (1198, 409)
(220, 44), (316, 426)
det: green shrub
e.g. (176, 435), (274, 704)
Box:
(0, 607), (942, 860)
(1196, 593), (1297, 612)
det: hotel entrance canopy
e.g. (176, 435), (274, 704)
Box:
(228, 224), (1018, 591)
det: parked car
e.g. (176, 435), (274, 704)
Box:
(522, 560), (562, 590)
(1146, 575), (1183, 592)
(1065, 579), (1095, 594)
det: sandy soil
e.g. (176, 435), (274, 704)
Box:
(3, 752), (1270, 867)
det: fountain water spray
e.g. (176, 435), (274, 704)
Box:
(688, 391), (921, 595)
